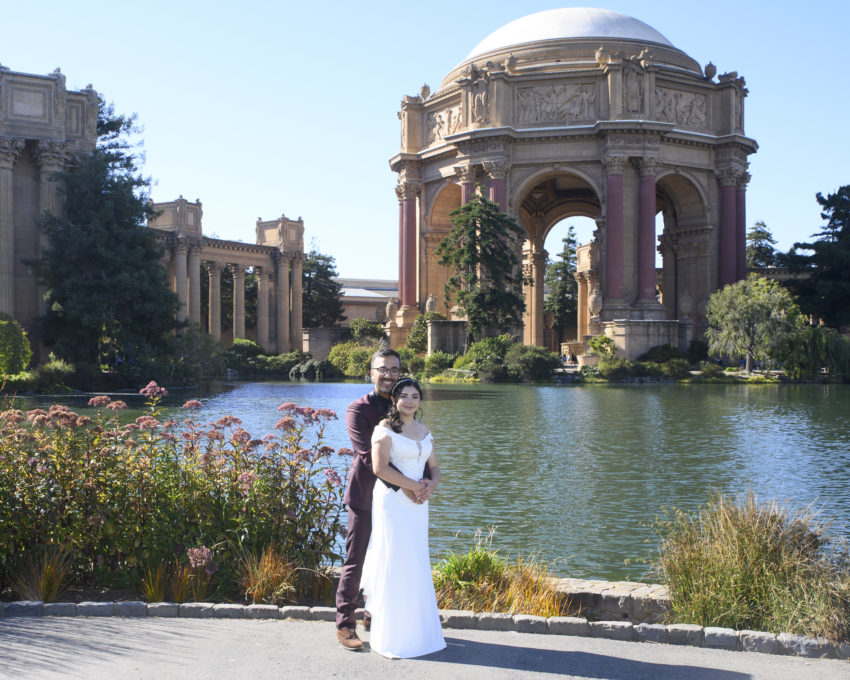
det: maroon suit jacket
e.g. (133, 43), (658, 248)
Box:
(343, 390), (431, 511)
(343, 391), (388, 511)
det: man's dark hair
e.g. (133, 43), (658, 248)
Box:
(371, 347), (400, 367)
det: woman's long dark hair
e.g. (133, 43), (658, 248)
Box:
(386, 378), (423, 433)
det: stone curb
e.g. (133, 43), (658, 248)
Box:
(1, 600), (847, 660)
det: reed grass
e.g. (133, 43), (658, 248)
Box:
(11, 545), (72, 602)
(652, 492), (850, 641)
(432, 530), (566, 617)
(238, 545), (297, 605)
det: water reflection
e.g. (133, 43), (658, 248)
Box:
(10, 381), (849, 581)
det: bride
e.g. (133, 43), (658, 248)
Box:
(360, 378), (446, 659)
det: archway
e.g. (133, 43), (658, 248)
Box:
(516, 172), (601, 346)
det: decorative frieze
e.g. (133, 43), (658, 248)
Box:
(516, 84), (596, 123)
(427, 105), (462, 145)
(654, 88), (707, 128)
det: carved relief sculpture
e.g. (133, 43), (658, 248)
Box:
(517, 84), (596, 123)
(654, 87), (706, 128)
(622, 59), (643, 113)
(471, 69), (490, 124)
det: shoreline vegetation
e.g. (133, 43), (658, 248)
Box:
(1, 383), (848, 643)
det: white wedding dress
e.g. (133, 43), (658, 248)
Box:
(361, 424), (446, 659)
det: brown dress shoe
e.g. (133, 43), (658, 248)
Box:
(336, 627), (365, 651)
(362, 615), (371, 631)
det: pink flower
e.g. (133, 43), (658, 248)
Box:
(318, 445), (334, 456)
(277, 402), (297, 413)
(135, 415), (160, 430)
(324, 468), (342, 487)
(75, 416), (92, 428)
(337, 447), (354, 457)
(237, 470), (259, 493)
(214, 415), (241, 428)
(316, 408), (337, 420)
(294, 449), (312, 463)
(187, 546), (218, 576)
(182, 400), (202, 409)
(88, 396), (111, 408)
(26, 409), (47, 422)
(139, 381), (168, 398)
(106, 400), (127, 411)
(275, 417), (296, 431)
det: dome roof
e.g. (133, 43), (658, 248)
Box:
(466, 7), (674, 61)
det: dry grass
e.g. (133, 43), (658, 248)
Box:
(432, 531), (566, 617)
(653, 492), (850, 642)
(140, 565), (169, 602)
(238, 545), (297, 605)
(11, 546), (72, 602)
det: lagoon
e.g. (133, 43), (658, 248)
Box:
(15, 381), (850, 581)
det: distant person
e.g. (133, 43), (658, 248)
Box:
(335, 349), (432, 651)
(361, 377), (445, 658)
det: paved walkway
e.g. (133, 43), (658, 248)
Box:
(1, 618), (846, 680)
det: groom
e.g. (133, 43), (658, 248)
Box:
(335, 347), (433, 651)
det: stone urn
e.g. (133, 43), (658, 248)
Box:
(424, 293), (437, 312)
(385, 297), (398, 321)
(589, 287), (603, 318)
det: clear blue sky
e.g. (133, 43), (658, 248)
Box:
(5, 1), (848, 279)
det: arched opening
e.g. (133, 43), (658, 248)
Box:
(516, 172), (601, 347)
(655, 173), (711, 332)
(420, 183), (462, 315)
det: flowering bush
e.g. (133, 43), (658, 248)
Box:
(0, 383), (349, 598)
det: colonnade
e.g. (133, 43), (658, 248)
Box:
(0, 137), (72, 320)
(165, 236), (303, 354)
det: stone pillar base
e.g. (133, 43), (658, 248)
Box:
(386, 305), (421, 349)
(631, 301), (667, 321)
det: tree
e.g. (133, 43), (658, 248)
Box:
(31, 101), (179, 376)
(705, 274), (803, 372)
(544, 228), (578, 345)
(781, 186), (850, 328)
(404, 311), (446, 354)
(302, 249), (345, 328)
(436, 193), (529, 342)
(0, 315), (32, 375)
(745, 220), (778, 269)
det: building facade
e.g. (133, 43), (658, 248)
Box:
(389, 8), (757, 357)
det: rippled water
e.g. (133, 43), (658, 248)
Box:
(14, 381), (850, 580)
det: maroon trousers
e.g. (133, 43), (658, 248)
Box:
(335, 505), (371, 629)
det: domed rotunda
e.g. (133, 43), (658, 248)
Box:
(389, 8), (756, 357)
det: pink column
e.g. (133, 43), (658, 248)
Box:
(483, 160), (508, 211)
(718, 169), (738, 288)
(455, 165), (476, 205)
(604, 156), (626, 300)
(736, 172), (749, 281)
(638, 158), (659, 301)
(396, 186), (405, 306)
(397, 182), (419, 307)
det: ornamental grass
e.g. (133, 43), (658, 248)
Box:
(432, 530), (567, 617)
(0, 383), (351, 602)
(652, 492), (850, 642)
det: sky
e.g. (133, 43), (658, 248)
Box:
(4, 0), (849, 280)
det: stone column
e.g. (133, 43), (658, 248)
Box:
(396, 182), (420, 307)
(717, 168), (739, 288)
(638, 158), (660, 301)
(531, 250), (548, 346)
(454, 165), (476, 205)
(736, 172), (750, 281)
(604, 156), (626, 302)
(576, 272), (588, 340)
(483, 160), (508, 211)
(187, 243), (201, 325)
(257, 266), (270, 351)
(290, 255), (303, 350)
(276, 255), (291, 353)
(173, 240), (189, 322)
(231, 265), (245, 340)
(0, 137), (25, 317)
(205, 261), (222, 341)
(34, 141), (70, 315)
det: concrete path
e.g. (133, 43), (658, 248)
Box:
(1, 618), (847, 680)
